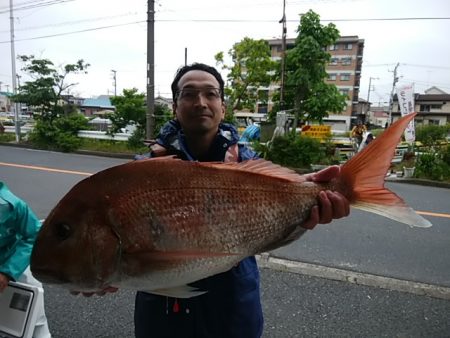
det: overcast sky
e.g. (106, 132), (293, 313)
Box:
(1, 0), (449, 105)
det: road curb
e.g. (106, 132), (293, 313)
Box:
(386, 176), (450, 189)
(256, 254), (450, 301)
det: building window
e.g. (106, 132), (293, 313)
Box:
(330, 58), (338, 65)
(340, 73), (351, 81)
(431, 104), (442, 110)
(257, 104), (268, 114)
(428, 119), (440, 125)
(343, 43), (353, 50)
(329, 44), (339, 51)
(328, 73), (337, 81)
(420, 104), (431, 112)
(341, 57), (352, 65)
(340, 89), (350, 97)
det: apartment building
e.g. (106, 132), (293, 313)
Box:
(266, 35), (365, 131)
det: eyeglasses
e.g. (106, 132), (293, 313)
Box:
(176, 87), (222, 101)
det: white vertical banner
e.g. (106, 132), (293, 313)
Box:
(396, 84), (415, 143)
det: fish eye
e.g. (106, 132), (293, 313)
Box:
(54, 223), (72, 241)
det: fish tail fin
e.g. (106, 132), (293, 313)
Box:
(340, 113), (431, 228)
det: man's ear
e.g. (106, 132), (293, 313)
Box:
(172, 103), (178, 119)
(221, 102), (226, 121)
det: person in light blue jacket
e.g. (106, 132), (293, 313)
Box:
(0, 182), (51, 338)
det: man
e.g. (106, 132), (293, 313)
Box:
(351, 120), (367, 148)
(133, 63), (350, 338)
(358, 132), (374, 152)
(0, 182), (51, 338)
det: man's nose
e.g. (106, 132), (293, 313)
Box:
(193, 92), (208, 106)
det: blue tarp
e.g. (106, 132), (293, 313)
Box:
(239, 124), (260, 142)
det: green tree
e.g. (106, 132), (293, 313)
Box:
(215, 37), (278, 113)
(13, 55), (89, 121)
(109, 89), (172, 147)
(109, 88), (146, 134)
(281, 10), (347, 126)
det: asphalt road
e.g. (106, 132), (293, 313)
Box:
(1, 145), (450, 337)
(42, 269), (450, 338)
(271, 181), (450, 287)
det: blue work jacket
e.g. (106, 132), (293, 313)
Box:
(134, 120), (264, 338)
(0, 182), (41, 281)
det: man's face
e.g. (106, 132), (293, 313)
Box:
(173, 70), (225, 135)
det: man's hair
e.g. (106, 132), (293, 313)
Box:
(171, 63), (225, 101)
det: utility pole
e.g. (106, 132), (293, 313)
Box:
(16, 73), (21, 116)
(387, 63), (400, 125)
(146, 0), (155, 140)
(279, 0), (287, 111)
(10, 0), (21, 142)
(184, 47), (187, 66)
(366, 76), (379, 116)
(111, 69), (117, 96)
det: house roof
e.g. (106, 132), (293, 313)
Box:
(81, 95), (114, 109)
(425, 86), (447, 95)
(393, 93), (450, 102)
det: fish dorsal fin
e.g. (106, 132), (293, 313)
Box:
(199, 159), (306, 183)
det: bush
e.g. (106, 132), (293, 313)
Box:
(442, 144), (450, 166)
(28, 113), (88, 152)
(415, 151), (450, 181)
(0, 132), (15, 142)
(416, 124), (449, 147)
(413, 125), (450, 181)
(260, 134), (332, 169)
(127, 128), (146, 150)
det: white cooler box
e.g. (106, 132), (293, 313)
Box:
(0, 281), (44, 338)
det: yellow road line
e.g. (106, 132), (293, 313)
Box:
(2, 161), (450, 220)
(416, 210), (450, 219)
(0, 162), (92, 176)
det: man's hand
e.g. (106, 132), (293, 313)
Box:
(301, 165), (350, 230)
(0, 273), (11, 293)
(70, 286), (119, 297)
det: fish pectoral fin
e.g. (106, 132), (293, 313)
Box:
(146, 285), (207, 298)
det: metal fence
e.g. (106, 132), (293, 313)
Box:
(3, 126), (131, 141)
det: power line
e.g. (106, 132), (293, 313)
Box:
(2, 15), (449, 44)
(0, 20), (146, 44)
(321, 17), (450, 22)
(0, 0), (75, 14)
(401, 63), (450, 70)
(150, 17), (450, 23)
(0, 12), (139, 34)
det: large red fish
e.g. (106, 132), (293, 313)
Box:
(30, 113), (431, 297)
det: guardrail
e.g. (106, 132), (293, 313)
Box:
(3, 126), (131, 141)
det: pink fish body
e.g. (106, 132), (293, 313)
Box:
(30, 113), (431, 297)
